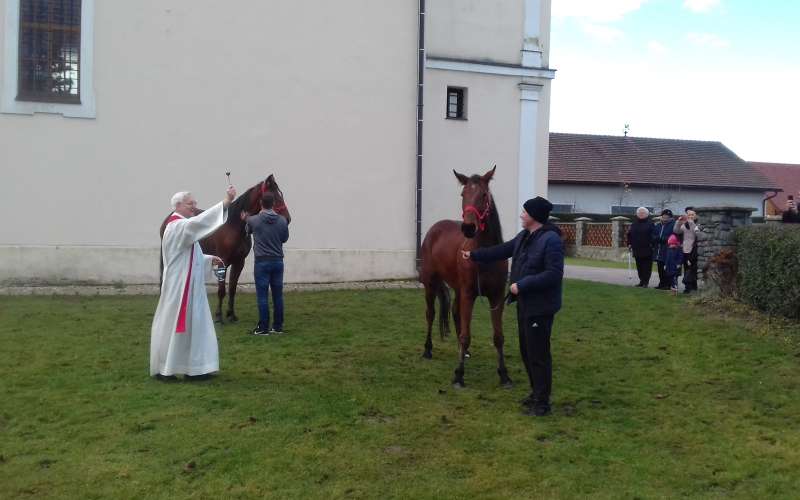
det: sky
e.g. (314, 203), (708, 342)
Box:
(549, 0), (800, 163)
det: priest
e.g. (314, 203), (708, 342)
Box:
(150, 186), (236, 381)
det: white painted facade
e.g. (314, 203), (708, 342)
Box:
(548, 184), (765, 217)
(0, 0), (553, 285)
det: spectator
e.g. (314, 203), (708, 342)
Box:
(783, 194), (800, 223)
(627, 207), (655, 288)
(665, 234), (684, 294)
(652, 209), (676, 290)
(673, 207), (699, 293)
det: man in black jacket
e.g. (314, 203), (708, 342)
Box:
(627, 207), (655, 287)
(783, 196), (800, 224)
(462, 197), (564, 417)
(652, 209), (676, 290)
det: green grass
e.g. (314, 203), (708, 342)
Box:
(2, 282), (800, 499)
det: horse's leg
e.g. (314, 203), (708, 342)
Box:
(491, 297), (512, 388)
(422, 283), (436, 359)
(452, 292), (474, 388)
(215, 272), (226, 324)
(226, 260), (244, 323)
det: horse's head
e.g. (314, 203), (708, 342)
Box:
(263, 174), (291, 224)
(240, 174), (292, 223)
(454, 166), (496, 239)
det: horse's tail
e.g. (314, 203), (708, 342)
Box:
(435, 282), (451, 339)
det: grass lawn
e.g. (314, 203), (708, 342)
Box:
(2, 281), (800, 499)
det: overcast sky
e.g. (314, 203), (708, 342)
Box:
(550, 0), (800, 164)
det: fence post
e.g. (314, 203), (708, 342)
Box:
(610, 216), (630, 249)
(574, 217), (592, 250)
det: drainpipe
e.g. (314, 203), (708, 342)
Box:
(762, 189), (779, 216)
(415, 0), (426, 271)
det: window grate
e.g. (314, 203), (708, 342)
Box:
(17, 0), (82, 104)
(446, 87), (466, 119)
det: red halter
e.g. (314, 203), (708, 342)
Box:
(259, 181), (288, 214)
(462, 195), (492, 232)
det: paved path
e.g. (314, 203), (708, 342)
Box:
(565, 264), (636, 287)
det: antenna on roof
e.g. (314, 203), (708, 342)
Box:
(624, 123), (630, 137)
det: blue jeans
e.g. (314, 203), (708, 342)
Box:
(254, 260), (284, 331)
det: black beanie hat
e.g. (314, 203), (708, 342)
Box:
(523, 196), (553, 224)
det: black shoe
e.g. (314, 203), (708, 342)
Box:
(522, 404), (551, 417)
(185, 373), (212, 381)
(270, 328), (284, 335)
(656, 285), (670, 290)
(252, 326), (271, 336)
(155, 374), (177, 382)
(634, 283), (644, 288)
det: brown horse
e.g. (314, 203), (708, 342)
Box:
(419, 166), (512, 388)
(159, 175), (291, 323)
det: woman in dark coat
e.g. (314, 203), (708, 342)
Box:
(627, 207), (655, 287)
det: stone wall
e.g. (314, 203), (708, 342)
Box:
(694, 206), (755, 283)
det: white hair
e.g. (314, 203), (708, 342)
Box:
(171, 191), (192, 209)
(636, 207), (650, 216)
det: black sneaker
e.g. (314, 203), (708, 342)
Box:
(252, 326), (271, 336)
(185, 373), (212, 381)
(270, 328), (284, 335)
(522, 404), (551, 417)
(155, 374), (178, 382)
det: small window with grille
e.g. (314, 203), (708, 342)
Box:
(446, 87), (466, 120)
(17, 0), (82, 104)
(552, 204), (574, 214)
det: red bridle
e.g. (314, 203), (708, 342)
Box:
(462, 195), (492, 232)
(259, 181), (288, 214)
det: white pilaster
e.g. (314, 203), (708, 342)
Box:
(518, 83), (542, 209)
(522, 0), (543, 67)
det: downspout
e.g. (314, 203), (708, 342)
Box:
(415, 0), (426, 271)
(762, 189), (780, 216)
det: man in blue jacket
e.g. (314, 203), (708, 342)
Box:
(462, 197), (564, 417)
(652, 209), (676, 290)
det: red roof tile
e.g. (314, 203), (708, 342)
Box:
(549, 133), (776, 191)
(750, 162), (800, 209)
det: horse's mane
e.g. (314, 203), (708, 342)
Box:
(229, 179), (283, 214)
(483, 197), (503, 247)
(229, 185), (256, 214)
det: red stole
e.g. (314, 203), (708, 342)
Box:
(166, 214), (193, 334)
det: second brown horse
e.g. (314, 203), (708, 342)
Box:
(419, 166), (512, 388)
(159, 175), (291, 324)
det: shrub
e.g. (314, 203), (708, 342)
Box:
(734, 225), (800, 319)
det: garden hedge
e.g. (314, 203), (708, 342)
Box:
(735, 225), (800, 319)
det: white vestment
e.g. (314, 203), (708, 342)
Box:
(150, 202), (227, 376)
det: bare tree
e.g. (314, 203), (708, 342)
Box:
(649, 185), (683, 212)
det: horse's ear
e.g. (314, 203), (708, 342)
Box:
(453, 170), (469, 185)
(482, 165), (497, 183)
(266, 174), (275, 185)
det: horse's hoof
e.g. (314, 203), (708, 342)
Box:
(422, 351), (432, 359)
(464, 350), (471, 359)
(215, 317), (224, 325)
(452, 381), (466, 389)
(226, 315), (239, 323)
(501, 380), (514, 389)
